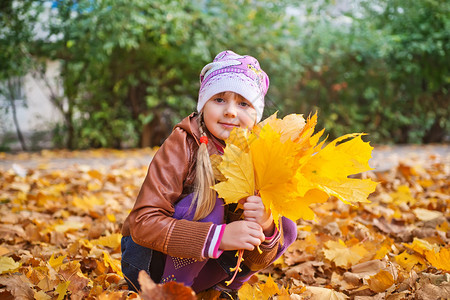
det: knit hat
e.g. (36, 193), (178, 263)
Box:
(197, 50), (269, 122)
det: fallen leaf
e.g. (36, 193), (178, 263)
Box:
(213, 143), (255, 204)
(323, 239), (368, 268)
(413, 208), (443, 222)
(49, 254), (66, 270)
(138, 270), (196, 300)
(0, 275), (34, 299)
(424, 247), (450, 272)
(305, 286), (349, 300)
(34, 290), (52, 300)
(55, 281), (70, 300)
(394, 251), (427, 272)
(91, 233), (122, 249)
(367, 269), (395, 292)
(0, 256), (21, 274)
(403, 238), (439, 255)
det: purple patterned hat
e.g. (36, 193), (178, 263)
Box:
(197, 50), (269, 122)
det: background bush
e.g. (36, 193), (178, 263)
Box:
(1, 0), (448, 149)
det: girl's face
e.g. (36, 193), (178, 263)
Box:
(202, 91), (257, 141)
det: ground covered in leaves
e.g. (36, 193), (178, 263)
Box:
(0, 147), (449, 299)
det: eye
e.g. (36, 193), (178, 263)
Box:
(239, 101), (251, 107)
(214, 98), (225, 103)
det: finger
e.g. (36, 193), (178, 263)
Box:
(243, 203), (261, 212)
(259, 232), (265, 242)
(246, 221), (262, 231)
(247, 195), (261, 203)
(249, 228), (264, 241)
(248, 236), (262, 247)
(243, 210), (257, 219)
(245, 216), (257, 222)
(244, 243), (255, 251)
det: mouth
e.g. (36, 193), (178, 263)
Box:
(219, 122), (239, 129)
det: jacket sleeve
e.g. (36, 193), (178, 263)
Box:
(128, 128), (213, 260)
(242, 229), (281, 271)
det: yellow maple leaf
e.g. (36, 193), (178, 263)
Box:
(281, 189), (329, 222)
(55, 281), (70, 300)
(250, 125), (300, 226)
(323, 239), (368, 268)
(238, 282), (263, 299)
(49, 254), (66, 270)
(292, 113), (324, 163)
(437, 221), (449, 232)
(0, 256), (21, 274)
(72, 195), (104, 211)
(388, 185), (416, 205)
(296, 134), (377, 204)
(210, 154), (227, 182)
(374, 244), (391, 260)
(260, 274), (281, 299)
(425, 247), (450, 272)
(253, 112), (278, 136)
(226, 126), (255, 153)
(403, 238), (440, 255)
(237, 275), (282, 300)
(262, 113), (307, 143)
(213, 144), (255, 204)
(91, 233), (122, 249)
(394, 251), (427, 271)
(102, 251), (123, 277)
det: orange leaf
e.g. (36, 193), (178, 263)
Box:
(367, 269), (395, 293)
(425, 248), (450, 272)
(138, 270), (196, 300)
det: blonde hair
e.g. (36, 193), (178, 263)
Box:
(191, 114), (217, 221)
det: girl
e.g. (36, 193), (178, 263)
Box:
(121, 50), (297, 297)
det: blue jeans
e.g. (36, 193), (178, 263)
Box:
(121, 235), (165, 292)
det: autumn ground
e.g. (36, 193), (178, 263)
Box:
(0, 145), (449, 299)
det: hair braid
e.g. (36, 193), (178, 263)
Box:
(191, 114), (217, 220)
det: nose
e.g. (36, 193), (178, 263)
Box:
(224, 102), (237, 118)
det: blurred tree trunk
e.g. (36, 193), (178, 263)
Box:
(140, 107), (173, 147)
(6, 78), (27, 151)
(422, 119), (446, 143)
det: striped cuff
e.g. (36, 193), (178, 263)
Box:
(261, 227), (280, 249)
(203, 224), (225, 259)
(201, 225), (213, 258)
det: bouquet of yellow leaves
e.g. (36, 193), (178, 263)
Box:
(211, 112), (378, 284)
(212, 112), (378, 226)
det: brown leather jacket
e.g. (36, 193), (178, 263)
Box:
(122, 113), (279, 269)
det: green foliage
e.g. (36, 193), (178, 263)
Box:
(1, 0), (448, 148)
(287, 0), (449, 143)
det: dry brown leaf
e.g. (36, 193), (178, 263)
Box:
(1, 147), (448, 298)
(0, 275), (34, 299)
(367, 269), (395, 293)
(138, 270), (196, 300)
(304, 286), (349, 300)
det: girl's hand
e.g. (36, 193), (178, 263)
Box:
(219, 220), (265, 251)
(241, 195), (275, 236)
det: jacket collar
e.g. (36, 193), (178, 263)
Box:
(175, 112), (225, 155)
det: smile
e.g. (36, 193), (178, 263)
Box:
(219, 122), (239, 129)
